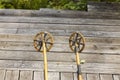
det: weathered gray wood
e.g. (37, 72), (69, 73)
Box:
(0, 28), (120, 37)
(0, 9), (120, 77)
(82, 63), (120, 74)
(34, 71), (44, 80)
(0, 29), (17, 34)
(0, 34), (34, 42)
(73, 73), (77, 80)
(0, 51), (120, 63)
(100, 74), (113, 80)
(0, 9), (120, 19)
(66, 30), (120, 37)
(5, 70), (19, 80)
(0, 60), (120, 74)
(0, 60), (76, 72)
(0, 16), (120, 25)
(113, 75), (120, 80)
(0, 69), (6, 80)
(87, 74), (100, 80)
(0, 41), (119, 54)
(48, 72), (59, 80)
(0, 23), (120, 32)
(61, 73), (73, 80)
(19, 70), (33, 80)
(0, 34), (120, 45)
(88, 2), (120, 12)
(81, 53), (120, 63)
(86, 37), (120, 45)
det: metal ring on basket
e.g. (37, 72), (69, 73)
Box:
(33, 32), (54, 52)
(69, 32), (85, 53)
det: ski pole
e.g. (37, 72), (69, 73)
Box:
(34, 32), (54, 80)
(69, 32), (85, 80)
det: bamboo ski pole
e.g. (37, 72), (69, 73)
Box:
(43, 41), (48, 80)
(33, 32), (54, 80)
(69, 32), (85, 80)
(75, 44), (83, 80)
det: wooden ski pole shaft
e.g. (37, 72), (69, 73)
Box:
(34, 32), (54, 80)
(76, 52), (82, 80)
(75, 43), (82, 80)
(69, 32), (85, 80)
(43, 41), (48, 80)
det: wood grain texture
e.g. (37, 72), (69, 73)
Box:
(48, 72), (59, 80)
(113, 75), (120, 80)
(0, 41), (119, 54)
(0, 69), (120, 80)
(0, 50), (119, 63)
(81, 63), (120, 74)
(87, 74), (100, 80)
(88, 2), (120, 12)
(34, 71), (44, 80)
(0, 28), (120, 37)
(0, 69), (6, 80)
(19, 70), (33, 80)
(0, 9), (120, 79)
(0, 23), (120, 32)
(0, 16), (120, 25)
(5, 70), (19, 80)
(0, 34), (120, 45)
(61, 73), (73, 80)
(100, 74), (113, 80)
(0, 9), (120, 19)
(0, 60), (119, 74)
(0, 29), (120, 38)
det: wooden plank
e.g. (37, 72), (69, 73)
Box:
(0, 34), (34, 42)
(0, 42), (119, 54)
(66, 30), (120, 37)
(0, 29), (17, 34)
(13, 29), (120, 37)
(0, 60), (120, 74)
(0, 60), (76, 73)
(61, 73), (73, 80)
(0, 34), (119, 47)
(0, 34), (120, 45)
(81, 53), (120, 63)
(73, 73), (77, 80)
(19, 70), (33, 80)
(87, 2), (120, 12)
(86, 37), (120, 45)
(0, 9), (120, 19)
(0, 69), (6, 80)
(100, 74), (113, 80)
(0, 51), (120, 63)
(82, 63), (120, 74)
(113, 75), (120, 80)
(0, 41), (119, 54)
(87, 74), (100, 80)
(74, 73), (87, 80)
(48, 72), (59, 80)
(34, 71), (44, 80)
(34, 71), (59, 80)
(5, 70), (19, 80)
(0, 23), (120, 32)
(0, 16), (120, 25)
(0, 28), (120, 37)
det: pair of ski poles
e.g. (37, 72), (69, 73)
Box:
(33, 32), (85, 80)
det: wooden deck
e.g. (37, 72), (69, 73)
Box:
(0, 69), (120, 80)
(0, 9), (120, 80)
